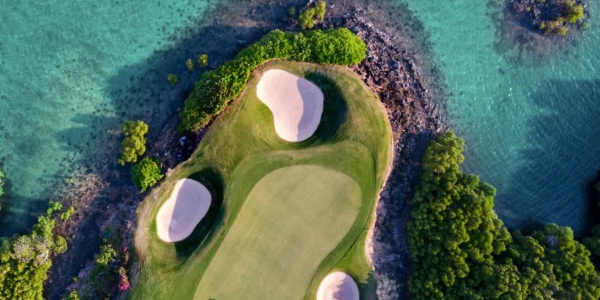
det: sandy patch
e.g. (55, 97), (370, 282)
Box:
(156, 179), (211, 242)
(317, 272), (359, 300)
(256, 69), (324, 142)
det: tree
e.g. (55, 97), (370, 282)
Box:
(408, 131), (600, 299)
(167, 74), (178, 85)
(186, 58), (194, 72)
(299, 8), (316, 29)
(315, 1), (326, 21)
(96, 244), (116, 266)
(131, 157), (164, 192)
(118, 120), (149, 166)
(198, 54), (208, 68)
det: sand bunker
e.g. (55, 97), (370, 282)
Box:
(156, 179), (211, 243)
(316, 272), (359, 300)
(256, 69), (324, 142)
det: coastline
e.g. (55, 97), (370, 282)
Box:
(48, 1), (447, 299)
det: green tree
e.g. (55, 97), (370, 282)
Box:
(186, 58), (194, 72)
(567, 4), (584, 23)
(63, 291), (80, 300)
(299, 8), (316, 29)
(118, 120), (149, 166)
(131, 157), (164, 192)
(96, 244), (117, 266)
(167, 74), (178, 85)
(288, 6), (296, 17)
(315, 1), (326, 21)
(60, 206), (76, 221)
(198, 54), (209, 67)
(0, 205), (67, 300)
(408, 131), (600, 299)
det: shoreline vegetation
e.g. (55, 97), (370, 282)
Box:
(409, 132), (600, 298)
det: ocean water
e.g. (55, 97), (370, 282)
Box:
(402, 0), (600, 235)
(0, 0), (219, 235)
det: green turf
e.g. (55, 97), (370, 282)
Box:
(128, 61), (392, 300)
(195, 165), (362, 300)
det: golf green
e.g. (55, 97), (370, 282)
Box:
(194, 165), (361, 299)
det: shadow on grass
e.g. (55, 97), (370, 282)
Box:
(304, 71), (349, 143)
(172, 167), (225, 261)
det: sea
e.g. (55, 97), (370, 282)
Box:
(0, 0), (598, 238)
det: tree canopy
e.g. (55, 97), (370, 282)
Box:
(409, 131), (600, 299)
(118, 120), (149, 166)
(131, 157), (163, 192)
(0, 205), (67, 300)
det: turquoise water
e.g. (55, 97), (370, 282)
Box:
(403, 0), (600, 235)
(0, 0), (218, 234)
(1, 0), (599, 238)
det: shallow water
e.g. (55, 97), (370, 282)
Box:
(0, 0), (219, 235)
(1, 0), (598, 239)
(402, 0), (600, 235)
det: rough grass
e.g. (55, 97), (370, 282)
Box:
(195, 165), (362, 300)
(128, 61), (392, 300)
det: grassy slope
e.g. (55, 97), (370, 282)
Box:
(129, 61), (392, 300)
(195, 165), (362, 300)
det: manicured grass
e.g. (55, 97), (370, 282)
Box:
(195, 165), (362, 300)
(129, 61), (392, 300)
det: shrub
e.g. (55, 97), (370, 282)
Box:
(179, 28), (366, 132)
(118, 120), (149, 166)
(288, 6), (296, 17)
(315, 1), (327, 21)
(567, 4), (584, 23)
(186, 58), (194, 72)
(131, 157), (164, 192)
(64, 291), (80, 300)
(409, 131), (600, 299)
(167, 74), (178, 85)
(299, 8), (316, 29)
(198, 54), (208, 67)
(96, 244), (116, 266)
(60, 207), (76, 221)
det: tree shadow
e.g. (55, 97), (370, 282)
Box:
(497, 80), (600, 237)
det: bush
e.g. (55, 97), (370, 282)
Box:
(186, 58), (194, 72)
(299, 8), (316, 29)
(96, 244), (116, 266)
(131, 157), (164, 192)
(60, 207), (76, 221)
(288, 6), (296, 17)
(167, 74), (178, 85)
(409, 131), (600, 299)
(0, 213), (67, 299)
(315, 1), (326, 21)
(567, 4), (584, 23)
(198, 54), (208, 67)
(179, 28), (366, 132)
(118, 120), (149, 166)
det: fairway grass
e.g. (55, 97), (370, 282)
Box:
(195, 165), (361, 300)
(130, 61), (392, 300)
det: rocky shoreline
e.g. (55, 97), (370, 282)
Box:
(47, 1), (446, 299)
(342, 10), (445, 299)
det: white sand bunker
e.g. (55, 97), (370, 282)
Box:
(256, 69), (324, 142)
(317, 272), (359, 300)
(156, 179), (211, 242)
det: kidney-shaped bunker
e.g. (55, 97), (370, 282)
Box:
(256, 69), (324, 142)
(156, 179), (211, 243)
(317, 272), (359, 300)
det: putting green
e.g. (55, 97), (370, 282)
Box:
(194, 165), (361, 300)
